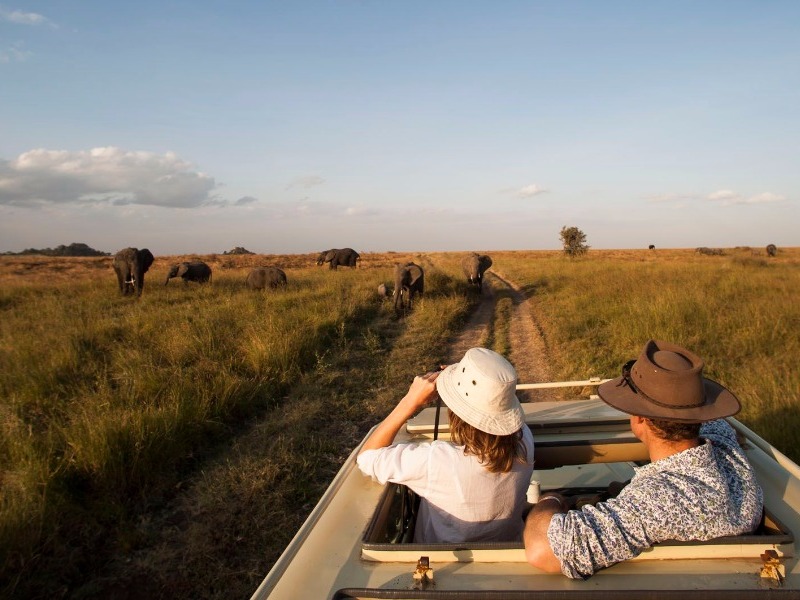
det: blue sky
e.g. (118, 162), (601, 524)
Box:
(1, 1), (798, 255)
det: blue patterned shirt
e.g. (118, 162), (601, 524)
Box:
(547, 419), (764, 579)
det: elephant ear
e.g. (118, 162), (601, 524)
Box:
(139, 249), (155, 271)
(177, 263), (190, 277)
(408, 264), (423, 283)
(481, 256), (493, 269)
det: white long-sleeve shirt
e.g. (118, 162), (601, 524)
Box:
(357, 426), (535, 543)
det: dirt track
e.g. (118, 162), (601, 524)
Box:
(445, 270), (553, 401)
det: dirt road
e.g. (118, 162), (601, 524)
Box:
(445, 270), (553, 401)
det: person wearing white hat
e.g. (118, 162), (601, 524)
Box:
(357, 347), (535, 543)
(524, 340), (763, 579)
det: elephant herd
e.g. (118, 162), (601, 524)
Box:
(112, 247), (363, 298)
(112, 246), (494, 312)
(112, 247), (292, 297)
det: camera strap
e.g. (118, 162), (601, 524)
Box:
(433, 396), (441, 441)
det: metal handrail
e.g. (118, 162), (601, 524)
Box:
(516, 377), (612, 390)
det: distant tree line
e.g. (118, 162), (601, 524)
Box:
(2, 242), (110, 257)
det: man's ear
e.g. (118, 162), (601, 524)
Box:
(630, 415), (649, 441)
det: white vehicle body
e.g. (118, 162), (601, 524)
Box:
(253, 380), (800, 599)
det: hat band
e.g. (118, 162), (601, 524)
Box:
(618, 377), (703, 410)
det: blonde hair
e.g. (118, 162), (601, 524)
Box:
(448, 409), (527, 473)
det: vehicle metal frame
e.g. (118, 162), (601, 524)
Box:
(253, 380), (800, 599)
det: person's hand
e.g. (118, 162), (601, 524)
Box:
(400, 370), (441, 413)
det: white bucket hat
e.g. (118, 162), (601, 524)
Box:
(435, 348), (524, 436)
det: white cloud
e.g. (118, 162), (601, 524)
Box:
(0, 41), (30, 62)
(707, 189), (738, 202)
(516, 183), (548, 198)
(0, 7), (52, 26)
(647, 189), (788, 207)
(344, 206), (381, 217)
(707, 189), (787, 206)
(285, 175), (325, 190)
(235, 195), (259, 206)
(742, 192), (786, 204)
(0, 147), (219, 208)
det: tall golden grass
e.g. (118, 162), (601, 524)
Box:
(1, 247), (798, 597)
(0, 252), (472, 596)
(494, 247), (800, 454)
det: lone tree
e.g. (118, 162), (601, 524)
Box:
(560, 226), (590, 258)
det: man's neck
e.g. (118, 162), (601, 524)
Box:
(648, 437), (700, 463)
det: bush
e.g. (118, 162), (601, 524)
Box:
(559, 226), (589, 258)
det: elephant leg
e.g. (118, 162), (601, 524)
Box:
(394, 290), (402, 313)
(114, 268), (125, 293)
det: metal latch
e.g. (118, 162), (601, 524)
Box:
(760, 549), (785, 588)
(412, 556), (434, 589)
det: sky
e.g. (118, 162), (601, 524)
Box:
(1, 1), (798, 255)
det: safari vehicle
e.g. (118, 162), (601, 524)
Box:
(251, 379), (800, 599)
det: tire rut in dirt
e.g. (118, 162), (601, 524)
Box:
(489, 271), (553, 402)
(442, 270), (553, 402)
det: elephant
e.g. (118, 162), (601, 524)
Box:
(695, 247), (724, 256)
(113, 247), (155, 297)
(316, 248), (360, 270)
(246, 267), (287, 290)
(461, 253), (492, 291)
(766, 244), (777, 257)
(649, 244), (656, 250)
(164, 261), (212, 286)
(393, 262), (424, 313)
(377, 283), (391, 299)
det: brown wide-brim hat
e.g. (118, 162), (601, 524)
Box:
(598, 340), (741, 423)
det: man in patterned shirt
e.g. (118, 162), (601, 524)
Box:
(523, 339), (764, 579)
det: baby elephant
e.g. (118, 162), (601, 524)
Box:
(246, 267), (287, 290)
(164, 261), (212, 285)
(377, 283), (392, 299)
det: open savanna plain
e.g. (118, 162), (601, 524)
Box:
(1, 247), (798, 598)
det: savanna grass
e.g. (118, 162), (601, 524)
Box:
(67, 256), (473, 598)
(493, 248), (800, 460)
(3, 249), (798, 597)
(0, 265), (389, 594)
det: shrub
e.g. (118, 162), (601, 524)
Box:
(559, 226), (589, 258)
